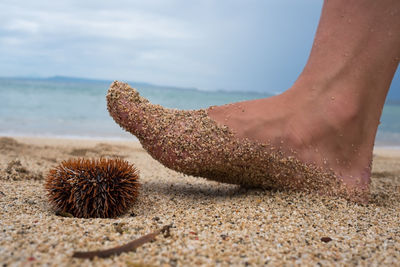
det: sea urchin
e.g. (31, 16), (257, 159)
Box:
(45, 158), (140, 218)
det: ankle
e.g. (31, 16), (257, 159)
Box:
(291, 76), (380, 130)
(278, 88), (377, 162)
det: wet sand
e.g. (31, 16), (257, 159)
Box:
(1, 136), (399, 266)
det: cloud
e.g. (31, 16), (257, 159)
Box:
(0, 0), (326, 92)
(0, 4), (193, 43)
(3, 19), (39, 34)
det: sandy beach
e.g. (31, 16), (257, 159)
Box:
(1, 136), (399, 266)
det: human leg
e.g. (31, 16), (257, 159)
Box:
(107, 0), (400, 202)
(207, 0), (400, 198)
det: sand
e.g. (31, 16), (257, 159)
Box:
(0, 136), (399, 266)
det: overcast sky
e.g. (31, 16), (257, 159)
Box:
(0, 0), (398, 94)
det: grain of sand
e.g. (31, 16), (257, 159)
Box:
(0, 136), (399, 266)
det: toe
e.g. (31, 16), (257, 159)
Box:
(107, 81), (147, 137)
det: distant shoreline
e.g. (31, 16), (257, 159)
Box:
(0, 133), (135, 142)
(1, 134), (399, 151)
(0, 75), (270, 96)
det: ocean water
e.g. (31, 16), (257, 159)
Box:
(0, 77), (399, 146)
(0, 78), (271, 140)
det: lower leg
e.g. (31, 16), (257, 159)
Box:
(208, 0), (400, 192)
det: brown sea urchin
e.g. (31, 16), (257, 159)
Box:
(45, 158), (140, 218)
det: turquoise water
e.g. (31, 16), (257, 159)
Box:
(0, 77), (399, 145)
(0, 78), (270, 139)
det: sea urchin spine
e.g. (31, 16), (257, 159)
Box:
(45, 158), (140, 218)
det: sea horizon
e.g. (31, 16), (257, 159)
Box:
(1, 76), (399, 147)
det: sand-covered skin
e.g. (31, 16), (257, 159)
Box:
(1, 136), (400, 266)
(106, 81), (368, 202)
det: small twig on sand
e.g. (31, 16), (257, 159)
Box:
(72, 224), (173, 259)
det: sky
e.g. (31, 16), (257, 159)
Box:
(0, 0), (399, 94)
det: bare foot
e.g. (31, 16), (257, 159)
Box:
(107, 81), (372, 203)
(208, 85), (375, 202)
